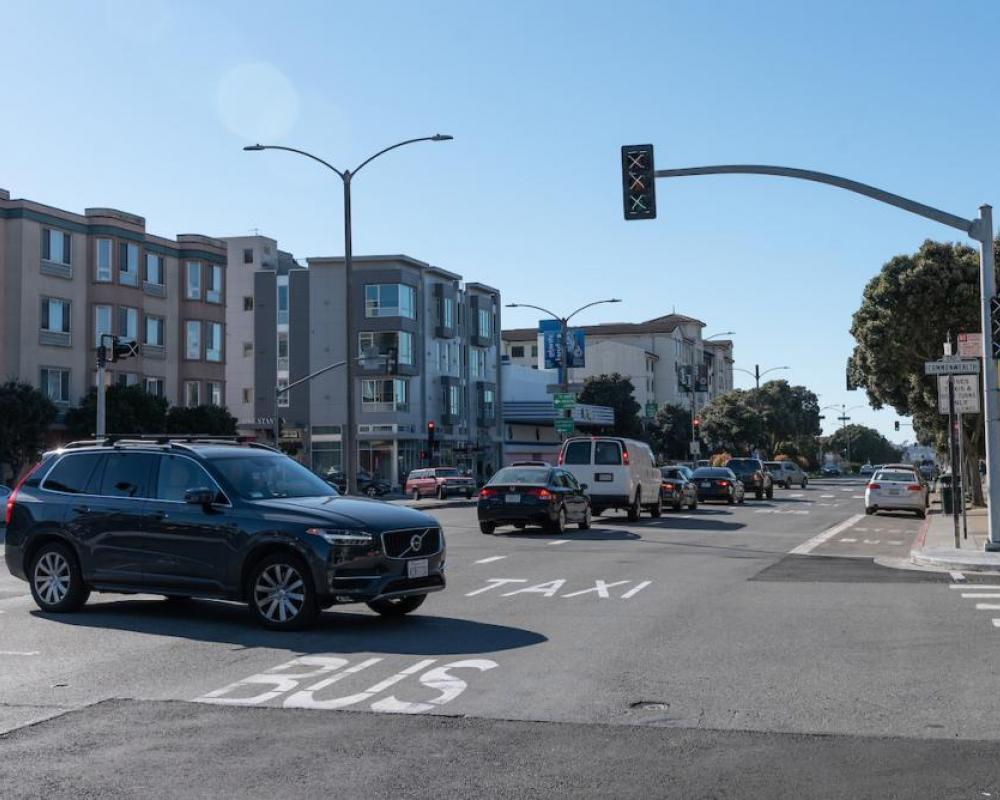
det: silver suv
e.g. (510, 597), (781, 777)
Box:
(765, 460), (808, 489)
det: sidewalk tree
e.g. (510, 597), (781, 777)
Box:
(65, 385), (168, 439)
(752, 380), (821, 455)
(578, 373), (642, 438)
(699, 390), (764, 454)
(826, 424), (900, 465)
(166, 404), (238, 436)
(0, 381), (57, 482)
(647, 403), (691, 459)
(847, 238), (997, 503)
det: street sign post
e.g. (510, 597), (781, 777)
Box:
(937, 375), (981, 414)
(689, 440), (701, 457)
(554, 418), (575, 435)
(553, 393), (577, 410)
(924, 359), (980, 376)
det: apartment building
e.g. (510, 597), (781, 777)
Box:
(222, 235), (304, 431)
(257, 254), (502, 486)
(501, 313), (734, 417)
(0, 188), (226, 412)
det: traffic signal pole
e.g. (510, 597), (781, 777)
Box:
(641, 160), (999, 550)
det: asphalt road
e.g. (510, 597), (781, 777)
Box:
(3, 478), (1000, 799)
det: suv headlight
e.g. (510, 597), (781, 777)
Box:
(306, 528), (374, 546)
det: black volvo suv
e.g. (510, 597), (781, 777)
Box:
(3, 438), (446, 630)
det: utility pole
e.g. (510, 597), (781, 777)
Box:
(95, 334), (138, 438)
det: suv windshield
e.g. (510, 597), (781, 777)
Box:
(209, 453), (336, 500)
(435, 468), (459, 477)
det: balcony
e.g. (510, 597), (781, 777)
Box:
(40, 260), (72, 280)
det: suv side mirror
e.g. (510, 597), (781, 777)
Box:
(580, 483), (589, 491)
(184, 487), (216, 506)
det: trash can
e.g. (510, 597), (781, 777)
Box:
(939, 472), (960, 515)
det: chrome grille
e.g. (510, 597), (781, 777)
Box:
(381, 527), (443, 559)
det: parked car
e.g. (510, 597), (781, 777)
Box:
(765, 460), (808, 489)
(659, 466), (698, 511)
(324, 468), (392, 497)
(821, 464), (841, 477)
(478, 465), (591, 534)
(4, 438), (446, 630)
(509, 460), (550, 467)
(724, 458), (773, 500)
(405, 467), (476, 500)
(865, 468), (927, 518)
(558, 436), (663, 520)
(859, 464), (875, 477)
(880, 464), (931, 504)
(690, 467), (745, 504)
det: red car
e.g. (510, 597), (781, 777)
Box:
(406, 467), (476, 500)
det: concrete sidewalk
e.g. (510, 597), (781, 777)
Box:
(910, 495), (1000, 572)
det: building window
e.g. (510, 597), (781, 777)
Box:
(186, 262), (202, 300)
(243, 247), (253, 264)
(448, 384), (461, 417)
(481, 387), (495, 420)
(277, 378), (289, 407)
(510, 345), (524, 358)
(96, 238), (112, 282)
(40, 368), (70, 404)
(358, 331), (414, 366)
(118, 306), (139, 342)
(277, 283), (289, 324)
(145, 253), (164, 286)
(119, 242), (139, 286)
(277, 331), (289, 370)
(94, 305), (112, 347)
(442, 295), (454, 328)
(206, 322), (222, 362)
(42, 228), (71, 265)
(364, 284), (415, 319)
(531, 344), (538, 358)
(185, 320), (201, 359)
(144, 377), (164, 397)
(207, 381), (223, 406)
(242, 341), (253, 357)
(243, 296), (253, 311)
(471, 348), (487, 378)
(184, 381), (200, 407)
(477, 308), (492, 339)
(206, 264), (222, 304)
(41, 298), (71, 333)
(144, 316), (164, 346)
(116, 372), (139, 388)
(361, 378), (409, 412)
(241, 387), (252, 404)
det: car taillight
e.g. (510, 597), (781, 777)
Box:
(662, 482), (675, 491)
(906, 484), (922, 492)
(867, 482), (881, 490)
(622, 449), (630, 465)
(716, 480), (730, 487)
(5, 461), (42, 526)
(479, 487), (497, 499)
(523, 487), (554, 500)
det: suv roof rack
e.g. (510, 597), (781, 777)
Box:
(60, 435), (275, 452)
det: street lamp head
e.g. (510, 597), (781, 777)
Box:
(608, 298), (622, 303)
(505, 303), (521, 308)
(243, 144), (265, 151)
(431, 134), (454, 141)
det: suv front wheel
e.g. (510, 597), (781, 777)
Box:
(29, 542), (89, 613)
(248, 554), (319, 631)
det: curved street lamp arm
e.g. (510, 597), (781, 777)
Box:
(565, 299), (620, 324)
(733, 367), (757, 378)
(506, 302), (562, 322)
(245, 144), (344, 179)
(758, 366), (791, 378)
(654, 165), (974, 234)
(352, 136), (446, 176)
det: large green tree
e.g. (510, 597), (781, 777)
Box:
(847, 238), (996, 501)
(166, 405), (238, 436)
(646, 403), (692, 459)
(65, 385), (168, 439)
(699, 389), (764, 455)
(578, 373), (642, 438)
(826, 424), (901, 466)
(0, 381), (57, 482)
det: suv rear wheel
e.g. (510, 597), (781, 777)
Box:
(29, 542), (89, 613)
(649, 494), (662, 518)
(248, 554), (318, 631)
(367, 594), (426, 617)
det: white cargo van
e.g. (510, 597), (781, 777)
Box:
(557, 436), (663, 520)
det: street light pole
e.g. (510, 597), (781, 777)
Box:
(244, 135), (452, 495)
(651, 162), (998, 548)
(691, 331), (735, 456)
(734, 363), (790, 390)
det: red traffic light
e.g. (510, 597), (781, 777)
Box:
(427, 421), (435, 431)
(693, 418), (701, 428)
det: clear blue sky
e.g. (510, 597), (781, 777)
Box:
(4, 0), (997, 443)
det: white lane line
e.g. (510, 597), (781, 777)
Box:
(788, 514), (866, 555)
(789, 493), (804, 498)
(548, 540), (569, 546)
(839, 538), (858, 543)
(840, 488), (853, 492)
(992, 619), (1000, 628)
(852, 495), (864, 499)
(887, 540), (904, 545)
(474, 556), (507, 564)
(950, 571), (966, 582)
(0, 651), (39, 656)
(975, 604), (1000, 610)
(821, 494), (836, 498)
(950, 584), (1000, 589)
(962, 594), (1000, 598)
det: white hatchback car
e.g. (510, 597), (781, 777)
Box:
(865, 469), (927, 518)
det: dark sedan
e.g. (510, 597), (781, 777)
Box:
(690, 467), (745, 504)
(478, 466), (591, 535)
(660, 466), (698, 511)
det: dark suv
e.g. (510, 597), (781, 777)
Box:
(724, 458), (774, 500)
(3, 438), (446, 630)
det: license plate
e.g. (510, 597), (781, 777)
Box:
(595, 473), (613, 482)
(407, 559), (429, 579)
(888, 489), (900, 495)
(505, 493), (521, 503)
(701, 481), (712, 488)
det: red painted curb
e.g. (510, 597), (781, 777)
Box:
(912, 512), (932, 552)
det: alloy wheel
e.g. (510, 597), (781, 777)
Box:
(253, 564), (306, 624)
(34, 551), (71, 606)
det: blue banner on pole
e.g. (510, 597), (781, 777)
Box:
(539, 320), (585, 369)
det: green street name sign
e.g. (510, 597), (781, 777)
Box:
(553, 393), (577, 410)
(554, 418), (575, 434)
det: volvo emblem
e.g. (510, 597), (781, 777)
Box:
(409, 532), (425, 552)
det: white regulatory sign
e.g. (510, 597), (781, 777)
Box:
(924, 359), (980, 375)
(958, 333), (983, 358)
(938, 374), (981, 414)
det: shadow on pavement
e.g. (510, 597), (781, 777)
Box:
(36, 603), (547, 655)
(493, 527), (641, 541)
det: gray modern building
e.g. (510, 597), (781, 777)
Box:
(256, 254), (502, 486)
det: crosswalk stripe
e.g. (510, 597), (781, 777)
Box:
(474, 556), (507, 564)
